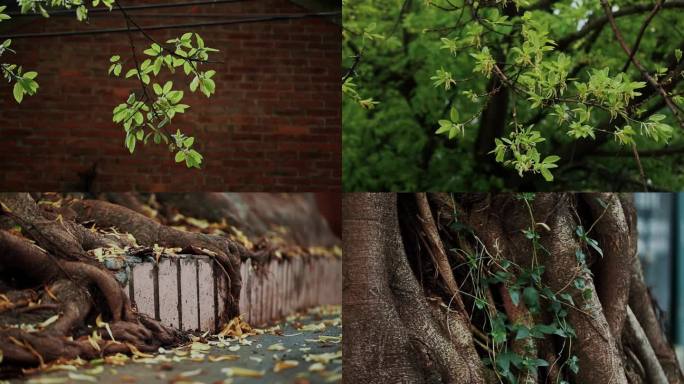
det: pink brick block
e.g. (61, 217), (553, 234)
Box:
(275, 261), (283, 319)
(132, 263), (155, 317)
(268, 260), (276, 321)
(180, 258), (199, 331)
(248, 261), (257, 324)
(158, 259), (179, 328)
(239, 259), (251, 323)
(198, 258), (215, 331)
(215, 260), (228, 326)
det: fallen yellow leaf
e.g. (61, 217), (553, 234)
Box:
(208, 355), (240, 362)
(267, 343), (286, 351)
(274, 360), (299, 373)
(125, 343), (154, 358)
(67, 372), (97, 382)
(38, 314), (59, 329)
(222, 367), (265, 378)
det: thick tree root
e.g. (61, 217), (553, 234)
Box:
(65, 198), (244, 319)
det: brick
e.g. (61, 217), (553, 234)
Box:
(131, 263), (155, 317)
(239, 259), (252, 323)
(158, 259), (179, 328)
(198, 258), (215, 331)
(180, 258), (199, 331)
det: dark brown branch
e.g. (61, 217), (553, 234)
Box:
(622, 0), (663, 73)
(600, 0), (684, 127)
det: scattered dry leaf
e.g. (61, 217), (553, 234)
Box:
(26, 378), (67, 384)
(267, 343), (286, 351)
(305, 351), (342, 364)
(190, 342), (211, 352)
(221, 367), (265, 378)
(273, 360), (299, 373)
(67, 372), (97, 382)
(208, 355), (240, 362)
(179, 368), (202, 377)
(125, 343), (154, 358)
(218, 316), (254, 338)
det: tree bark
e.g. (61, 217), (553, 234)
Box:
(343, 192), (682, 384)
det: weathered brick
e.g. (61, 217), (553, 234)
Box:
(158, 259), (180, 328)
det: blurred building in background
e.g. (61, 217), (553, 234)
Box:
(634, 193), (681, 365)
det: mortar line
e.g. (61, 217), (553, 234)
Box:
(153, 262), (160, 321)
(177, 258), (183, 330)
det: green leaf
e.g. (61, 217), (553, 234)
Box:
(175, 151), (186, 162)
(435, 120), (452, 135)
(183, 62), (194, 75)
(110, 55), (120, 62)
(153, 83), (163, 96)
(449, 106), (459, 122)
(515, 326), (529, 340)
(676, 48), (682, 62)
(76, 5), (88, 21)
(543, 155), (560, 164)
(509, 288), (520, 306)
(167, 91), (183, 104)
(522, 286), (540, 311)
(163, 81), (173, 94)
(125, 133), (136, 153)
(448, 125), (458, 139)
(540, 167), (553, 182)
(12, 82), (23, 103)
(190, 76), (199, 92)
(153, 57), (163, 75)
(567, 355), (579, 374)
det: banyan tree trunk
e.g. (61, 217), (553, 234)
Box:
(343, 192), (684, 384)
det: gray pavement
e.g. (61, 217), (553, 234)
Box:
(14, 306), (342, 384)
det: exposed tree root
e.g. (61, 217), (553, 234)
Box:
(65, 198), (244, 318)
(344, 193), (683, 384)
(0, 193), (247, 375)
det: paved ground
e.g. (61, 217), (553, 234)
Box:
(13, 306), (342, 384)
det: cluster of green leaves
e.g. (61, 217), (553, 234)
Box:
(172, 129), (203, 168)
(0, 6), (39, 104)
(341, 4), (383, 110)
(491, 126), (560, 181)
(343, 78), (380, 109)
(3, 3), (217, 168)
(433, 13), (675, 182)
(435, 106), (464, 139)
(109, 32), (219, 168)
(343, 0), (684, 190)
(5, 1), (122, 104)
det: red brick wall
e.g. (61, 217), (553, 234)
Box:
(0, 0), (340, 191)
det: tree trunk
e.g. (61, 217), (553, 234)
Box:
(343, 192), (683, 384)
